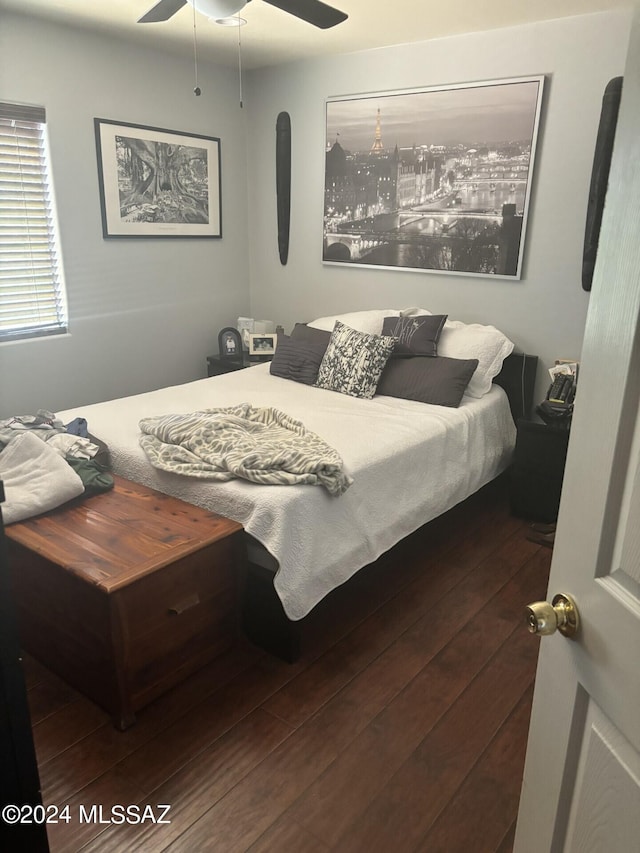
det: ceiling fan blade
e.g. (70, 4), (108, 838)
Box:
(138, 0), (188, 23)
(262, 0), (347, 29)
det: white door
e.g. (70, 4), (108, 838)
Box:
(514, 9), (640, 853)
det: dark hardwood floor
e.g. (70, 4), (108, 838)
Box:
(22, 477), (550, 852)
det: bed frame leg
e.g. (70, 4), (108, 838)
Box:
(242, 563), (300, 663)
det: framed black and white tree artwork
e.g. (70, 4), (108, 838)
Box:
(94, 118), (221, 238)
(323, 76), (545, 279)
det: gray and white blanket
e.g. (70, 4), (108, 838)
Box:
(138, 403), (353, 496)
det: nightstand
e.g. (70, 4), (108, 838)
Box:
(510, 417), (570, 523)
(207, 353), (271, 377)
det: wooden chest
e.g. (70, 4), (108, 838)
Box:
(5, 476), (245, 729)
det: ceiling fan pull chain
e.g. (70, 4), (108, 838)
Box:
(192, 0), (201, 95)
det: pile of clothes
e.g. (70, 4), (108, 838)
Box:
(0, 410), (113, 525)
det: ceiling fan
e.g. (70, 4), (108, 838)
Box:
(138, 0), (348, 29)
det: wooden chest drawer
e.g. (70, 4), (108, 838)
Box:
(125, 587), (236, 709)
(119, 538), (237, 639)
(117, 540), (238, 709)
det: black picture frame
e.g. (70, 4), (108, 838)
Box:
(94, 118), (221, 238)
(218, 327), (243, 360)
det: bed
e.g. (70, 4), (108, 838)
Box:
(55, 309), (537, 659)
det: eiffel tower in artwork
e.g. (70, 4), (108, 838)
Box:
(370, 108), (385, 155)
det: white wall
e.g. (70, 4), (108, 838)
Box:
(0, 12), (251, 414)
(244, 10), (631, 402)
(0, 10), (631, 415)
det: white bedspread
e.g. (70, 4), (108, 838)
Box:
(57, 364), (516, 620)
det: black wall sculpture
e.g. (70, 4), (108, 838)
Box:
(582, 77), (623, 291)
(276, 111), (291, 265)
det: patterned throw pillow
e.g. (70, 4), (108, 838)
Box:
(382, 314), (448, 357)
(315, 321), (395, 399)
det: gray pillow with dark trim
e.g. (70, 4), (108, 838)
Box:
(382, 314), (447, 357)
(376, 355), (479, 407)
(269, 334), (327, 385)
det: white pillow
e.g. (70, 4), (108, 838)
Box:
(437, 320), (514, 398)
(399, 307), (433, 317)
(308, 309), (399, 335)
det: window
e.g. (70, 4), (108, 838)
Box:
(0, 102), (68, 342)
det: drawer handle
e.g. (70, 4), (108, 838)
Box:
(168, 593), (200, 615)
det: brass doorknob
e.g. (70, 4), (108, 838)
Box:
(525, 593), (579, 639)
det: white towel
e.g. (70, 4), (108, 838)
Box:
(0, 432), (85, 524)
(46, 433), (100, 459)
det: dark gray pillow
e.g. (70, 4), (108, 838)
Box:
(382, 314), (447, 357)
(290, 323), (331, 350)
(269, 335), (327, 385)
(376, 355), (479, 407)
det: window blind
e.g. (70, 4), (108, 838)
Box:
(0, 102), (68, 341)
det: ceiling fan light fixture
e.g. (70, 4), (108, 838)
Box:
(189, 0), (247, 20)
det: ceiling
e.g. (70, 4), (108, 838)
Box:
(0, 0), (629, 70)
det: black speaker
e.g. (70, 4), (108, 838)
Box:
(582, 76), (623, 291)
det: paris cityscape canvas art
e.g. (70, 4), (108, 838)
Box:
(323, 76), (545, 279)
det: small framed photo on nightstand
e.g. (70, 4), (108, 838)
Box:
(218, 327), (243, 359)
(248, 333), (277, 357)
